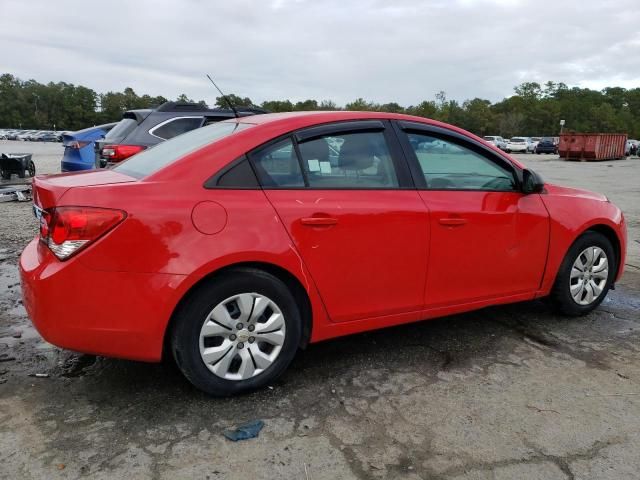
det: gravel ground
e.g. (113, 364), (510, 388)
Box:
(1, 142), (640, 479)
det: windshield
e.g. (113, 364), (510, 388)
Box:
(483, 136), (496, 141)
(114, 121), (252, 179)
(511, 137), (526, 142)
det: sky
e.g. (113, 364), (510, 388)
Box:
(1, 0), (639, 107)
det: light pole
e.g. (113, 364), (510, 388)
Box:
(559, 119), (565, 135)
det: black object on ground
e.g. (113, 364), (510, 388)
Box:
(0, 153), (35, 180)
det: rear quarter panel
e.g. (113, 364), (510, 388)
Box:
(57, 180), (331, 351)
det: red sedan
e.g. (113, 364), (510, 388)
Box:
(20, 111), (627, 396)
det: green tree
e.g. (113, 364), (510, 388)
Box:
(215, 94), (253, 108)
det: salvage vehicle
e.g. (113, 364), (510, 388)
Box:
(96, 101), (267, 168)
(60, 123), (117, 172)
(505, 136), (534, 153)
(483, 135), (507, 151)
(534, 137), (558, 154)
(20, 111), (627, 396)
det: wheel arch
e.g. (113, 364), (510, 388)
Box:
(162, 261), (313, 360)
(582, 223), (622, 278)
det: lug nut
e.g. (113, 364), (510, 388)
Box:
(229, 334), (237, 341)
(248, 325), (255, 332)
(248, 337), (255, 343)
(236, 323), (243, 330)
(238, 342), (244, 349)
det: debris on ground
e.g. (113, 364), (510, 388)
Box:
(0, 355), (16, 362)
(222, 420), (264, 441)
(0, 184), (32, 203)
(28, 373), (49, 378)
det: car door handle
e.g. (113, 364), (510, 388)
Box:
(301, 217), (338, 226)
(439, 218), (467, 226)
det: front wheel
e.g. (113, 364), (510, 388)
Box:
(170, 268), (302, 396)
(551, 231), (616, 316)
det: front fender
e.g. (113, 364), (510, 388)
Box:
(537, 192), (626, 296)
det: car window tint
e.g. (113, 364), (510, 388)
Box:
(105, 118), (137, 141)
(114, 122), (252, 179)
(251, 138), (305, 188)
(298, 131), (398, 189)
(406, 133), (516, 191)
(214, 158), (259, 188)
(151, 117), (204, 140)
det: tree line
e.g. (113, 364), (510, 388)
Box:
(1, 74), (639, 138)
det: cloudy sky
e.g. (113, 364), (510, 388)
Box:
(1, 0), (639, 106)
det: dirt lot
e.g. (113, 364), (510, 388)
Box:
(1, 140), (639, 479)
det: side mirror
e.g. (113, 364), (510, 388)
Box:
(522, 168), (545, 194)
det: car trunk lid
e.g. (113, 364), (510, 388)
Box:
(33, 170), (136, 209)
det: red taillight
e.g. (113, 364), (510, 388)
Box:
(39, 206), (126, 260)
(101, 144), (145, 162)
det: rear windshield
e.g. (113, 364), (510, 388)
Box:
(511, 137), (526, 142)
(114, 121), (252, 179)
(104, 118), (138, 142)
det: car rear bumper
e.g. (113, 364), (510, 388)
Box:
(19, 238), (185, 362)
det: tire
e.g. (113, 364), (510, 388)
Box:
(551, 231), (616, 316)
(170, 268), (302, 396)
(1, 170), (10, 180)
(27, 161), (36, 177)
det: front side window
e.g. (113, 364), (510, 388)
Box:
(298, 131), (399, 188)
(150, 117), (204, 140)
(406, 132), (516, 191)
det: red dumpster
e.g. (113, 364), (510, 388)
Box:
(558, 133), (627, 161)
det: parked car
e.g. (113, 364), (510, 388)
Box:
(5, 130), (21, 140)
(96, 101), (267, 168)
(21, 111), (626, 396)
(535, 137), (558, 154)
(60, 123), (117, 172)
(483, 135), (507, 150)
(506, 137), (534, 153)
(626, 139), (638, 156)
(16, 131), (36, 141)
(530, 137), (541, 150)
(38, 132), (60, 142)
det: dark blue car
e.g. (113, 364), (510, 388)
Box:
(60, 123), (116, 172)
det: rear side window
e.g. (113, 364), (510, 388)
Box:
(114, 122), (252, 179)
(150, 117), (204, 140)
(298, 131), (399, 189)
(212, 158), (259, 188)
(250, 138), (305, 188)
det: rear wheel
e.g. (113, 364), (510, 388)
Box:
(0, 170), (10, 180)
(551, 231), (615, 316)
(27, 161), (36, 177)
(170, 268), (302, 396)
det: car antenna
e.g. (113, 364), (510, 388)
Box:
(206, 74), (239, 119)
